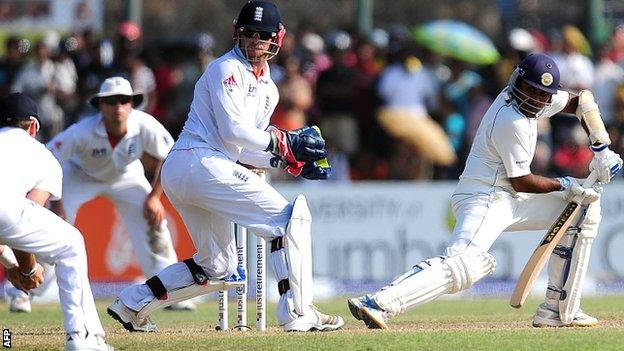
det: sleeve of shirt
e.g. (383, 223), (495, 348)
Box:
(32, 148), (63, 200)
(540, 90), (570, 119)
(238, 149), (272, 169)
(46, 123), (78, 163)
(139, 113), (174, 160)
(206, 65), (272, 151)
(490, 115), (532, 178)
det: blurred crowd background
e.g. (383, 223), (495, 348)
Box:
(2, 0), (624, 182)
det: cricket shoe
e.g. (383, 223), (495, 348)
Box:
(66, 334), (114, 351)
(282, 305), (344, 332)
(7, 292), (32, 313)
(347, 295), (389, 329)
(164, 299), (196, 311)
(107, 299), (157, 332)
(532, 303), (598, 327)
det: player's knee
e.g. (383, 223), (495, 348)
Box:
(445, 250), (496, 293)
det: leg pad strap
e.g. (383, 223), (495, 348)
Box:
(278, 279), (290, 295)
(146, 276), (168, 300)
(183, 258), (208, 285)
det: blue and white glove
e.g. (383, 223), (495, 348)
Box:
(589, 144), (623, 184)
(557, 176), (601, 202)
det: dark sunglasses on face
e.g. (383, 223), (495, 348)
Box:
(102, 95), (132, 106)
(240, 27), (275, 40)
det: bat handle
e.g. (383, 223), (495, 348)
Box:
(571, 170), (599, 204)
(581, 170), (599, 188)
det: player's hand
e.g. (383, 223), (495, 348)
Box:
(6, 266), (26, 292)
(559, 177), (601, 203)
(143, 194), (165, 228)
(267, 126), (327, 165)
(9, 264), (44, 292)
(589, 146), (623, 184)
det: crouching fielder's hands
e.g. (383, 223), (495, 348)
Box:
(557, 176), (601, 202)
(7, 263), (44, 293)
(589, 145), (623, 184)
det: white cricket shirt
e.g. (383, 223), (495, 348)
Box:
(47, 110), (174, 182)
(0, 127), (62, 231)
(172, 47), (277, 168)
(454, 88), (569, 195)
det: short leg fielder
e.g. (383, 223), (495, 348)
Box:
(349, 187), (601, 329)
(108, 149), (343, 332)
(1, 202), (109, 348)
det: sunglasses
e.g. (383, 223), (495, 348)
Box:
(240, 27), (275, 40)
(102, 95), (132, 106)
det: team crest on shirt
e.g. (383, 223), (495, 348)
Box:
(127, 142), (137, 157)
(91, 148), (107, 158)
(223, 74), (237, 92)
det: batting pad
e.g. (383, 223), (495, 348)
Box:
(137, 279), (242, 319)
(372, 251), (496, 316)
(284, 195), (313, 315)
(559, 229), (596, 324)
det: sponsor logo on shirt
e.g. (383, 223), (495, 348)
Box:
(223, 74), (237, 92)
(233, 169), (249, 182)
(91, 148), (107, 158)
(515, 160), (528, 168)
(247, 84), (257, 97)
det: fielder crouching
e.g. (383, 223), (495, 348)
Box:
(348, 53), (623, 329)
(107, 0), (343, 332)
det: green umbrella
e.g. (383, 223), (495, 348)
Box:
(413, 20), (500, 65)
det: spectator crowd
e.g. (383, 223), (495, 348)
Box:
(3, 21), (624, 182)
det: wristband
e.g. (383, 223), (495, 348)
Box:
(0, 246), (18, 269)
(591, 143), (608, 154)
(19, 266), (37, 278)
(556, 177), (571, 191)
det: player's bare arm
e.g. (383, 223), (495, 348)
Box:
(142, 153), (166, 228)
(509, 173), (561, 193)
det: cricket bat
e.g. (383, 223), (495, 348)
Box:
(509, 170), (598, 308)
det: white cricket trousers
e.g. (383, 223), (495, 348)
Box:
(119, 148), (295, 322)
(61, 163), (177, 277)
(0, 200), (105, 337)
(447, 188), (601, 256)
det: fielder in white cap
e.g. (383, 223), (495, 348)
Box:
(5, 76), (195, 313)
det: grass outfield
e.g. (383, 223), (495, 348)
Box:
(1, 296), (623, 350)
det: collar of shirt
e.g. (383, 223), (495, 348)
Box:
(94, 110), (139, 140)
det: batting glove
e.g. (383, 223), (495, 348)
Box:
(589, 144), (623, 184)
(557, 176), (601, 203)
